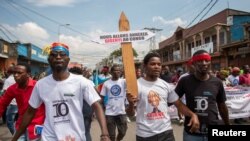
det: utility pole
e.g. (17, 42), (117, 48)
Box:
(58, 24), (70, 42)
(144, 27), (162, 51)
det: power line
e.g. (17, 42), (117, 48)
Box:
(198, 0), (218, 23)
(0, 1), (26, 22)
(154, 0), (207, 28)
(0, 24), (19, 41)
(0, 28), (13, 42)
(7, 0), (92, 41)
(5, 0), (58, 36)
(186, 0), (213, 28)
(144, 27), (162, 50)
(185, 0), (218, 37)
(6, 0), (36, 23)
(0, 24), (33, 55)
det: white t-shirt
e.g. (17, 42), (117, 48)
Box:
(98, 74), (111, 79)
(228, 75), (239, 86)
(29, 74), (100, 141)
(3, 75), (17, 105)
(136, 78), (179, 137)
(100, 79), (126, 116)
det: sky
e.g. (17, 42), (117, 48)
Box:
(1, 0), (250, 69)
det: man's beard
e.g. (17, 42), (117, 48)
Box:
(51, 65), (67, 73)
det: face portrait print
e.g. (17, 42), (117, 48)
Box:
(146, 90), (165, 120)
(148, 90), (161, 112)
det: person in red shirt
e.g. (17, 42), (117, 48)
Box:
(239, 65), (250, 86)
(0, 63), (45, 141)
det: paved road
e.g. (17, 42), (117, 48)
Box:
(1, 119), (249, 141)
(89, 119), (184, 141)
(0, 119), (184, 141)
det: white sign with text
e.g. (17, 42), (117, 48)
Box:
(191, 42), (213, 56)
(93, 30), (155, 44)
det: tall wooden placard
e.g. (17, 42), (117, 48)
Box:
(119, 12), (138, 97)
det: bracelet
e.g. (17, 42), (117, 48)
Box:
(100, 134), (110, 138)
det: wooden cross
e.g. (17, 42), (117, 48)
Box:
(119, 12), (138, 97)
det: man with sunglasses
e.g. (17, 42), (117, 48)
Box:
(12, 42), (110, 141)
(175, 50), (230, 141)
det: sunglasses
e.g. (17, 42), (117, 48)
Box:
(50, 51), (67, 57)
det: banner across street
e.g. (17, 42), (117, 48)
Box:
(93, 30), (155, 44)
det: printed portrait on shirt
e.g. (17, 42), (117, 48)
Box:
(147, 90), (165, 120)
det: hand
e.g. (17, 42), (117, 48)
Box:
(100, 135), (111, 141)
(58, 135), (76, 141)
(188, 113), (200, 133)
(126, 92), (138, 105)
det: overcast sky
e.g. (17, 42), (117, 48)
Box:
(1, 0), (250, 68)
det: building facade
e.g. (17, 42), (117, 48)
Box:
(0, 39), (18, 76)
(158, 9), (250, 72)
(0, 39), (48, 77)
(15, 43), (48, 76)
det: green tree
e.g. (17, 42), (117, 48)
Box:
(110, 47), (138, 58)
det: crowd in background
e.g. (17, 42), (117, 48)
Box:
(0, 56), (249, 141)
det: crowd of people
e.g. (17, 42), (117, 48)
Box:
(0, 42), (249, 141)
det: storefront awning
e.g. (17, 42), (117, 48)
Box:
(0, 53), (8, 58)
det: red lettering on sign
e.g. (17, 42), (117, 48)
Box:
(105, 38), (122, 43)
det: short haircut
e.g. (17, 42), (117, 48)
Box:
(242, 65), (249, 69)
(110, 64), (120, 72)
(143, 52), (160, 65)
(7, 66), (15, 74)
(68, 67), (82, 75)
(16, 62), (31, 73)
(193, 49), (208, 56)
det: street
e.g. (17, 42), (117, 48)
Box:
(0, 119), (184, 141)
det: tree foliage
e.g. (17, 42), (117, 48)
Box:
(109, 47), (138, 58)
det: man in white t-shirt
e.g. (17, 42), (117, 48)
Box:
(2, 66), (18, 135)
(100, 65), (127, 141)
(228, 67), (240, 86)
(126, 52), (199, 141)
(12, 42), (110, 141)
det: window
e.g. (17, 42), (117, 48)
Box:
(3, 44), (8, 53)
(196, 40), (201, 46)
(219, 32), (225, 45)
(175, 31), (183, 40)
(205, 37), (210, 44)
(188, 43), (192, 49)
(163, 51), (169, 62)
(191, 42), (194, 47)
(212, 35), (217, 51)
(169, 49), (173, 61)
(247, 26), (250, 39)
